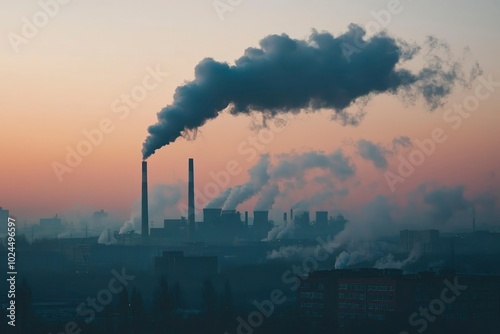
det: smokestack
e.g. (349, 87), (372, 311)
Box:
(283, 212), (287, 222)
(141, 161), (149, 239)
(290, 209), (294, 221)
(245, 211), (249, 226)
(188, 158), (195, 238)
(253, 211), (269, 226)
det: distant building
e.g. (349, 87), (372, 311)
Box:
(297, 269), (343, 329)
(150, 217), (186, 241)
(252, 210), (271, 240)
(298, 269), (407, 329)
(203, 208), (222, 227)
(298, 268), (500, 331)
(295, 211), (310, 229)
(399, 229), (441, 253)
(221, 210), (242, 226)
(92, 209), (108, 220)
(38, 215), (63, 237)
(315, 211), (328, 228)
(253, 211), (269, 226)
(336, 269), (411, 327)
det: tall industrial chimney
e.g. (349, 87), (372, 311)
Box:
(284, 212), (287, 222)
(141, 161), (149, 239)
(188, 158), (195, 239)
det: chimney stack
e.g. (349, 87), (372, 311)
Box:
(141, 161), (149, 239)
(245, 211), (249, 226)
(284, 212), (287, 222)
(290, 209), (294, 221)
(188, 158), (195, 239)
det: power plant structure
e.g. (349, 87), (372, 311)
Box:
(140, 157), (343, 244)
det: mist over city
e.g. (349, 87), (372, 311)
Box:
(1, 1), (500, 334)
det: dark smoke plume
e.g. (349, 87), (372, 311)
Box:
(357, 139), (389, 169)
(142, 25), (473, 159)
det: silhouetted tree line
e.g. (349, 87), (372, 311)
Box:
(4, 277), (498, 334)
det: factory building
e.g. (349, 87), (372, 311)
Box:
(139, 158), (342, 243)
(298, 268), (500, 331)
(399, 229), (441, 254)
(315, 211), (329, 228)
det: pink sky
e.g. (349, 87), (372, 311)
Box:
(0, 1), (499, 227)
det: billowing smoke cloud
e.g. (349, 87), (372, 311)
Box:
(265, 179), (498, 263)
(143, 25), (473, 159)
(98, 229), (117, 245)
(255, 184), (280, 211)
(424, 185), (470, 223)
(332, 184), (474, 245)
(267, 244), (317, 260)
(335, 250), (367, 269)
(119, 213), (140, 234)
(264, 219), (296, 241)
(206, 188), (232, 208)
(150, 184), (182, 217)
(357, 139), (388, 169)
(334, 195), (396, 245)
(292, 188), (349, 211)
(273, 150), (356, 182)
(267, 238), (343, 260)
(374, 246), (421, 269)
(334, 241), (422, 270)
(334, 241), (388, 269)
(357, 136), (413, 170)
(473, 183), (500, 226)
(212, 149), (355, 211)
(223, 154), (270, 210)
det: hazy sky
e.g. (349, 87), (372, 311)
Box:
(1, 0), (499, 229)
